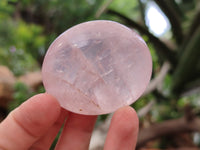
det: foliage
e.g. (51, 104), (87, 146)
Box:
(8, 82), (33, 111)
(0, 19), (45, 75)
(109, 0), (140, 20)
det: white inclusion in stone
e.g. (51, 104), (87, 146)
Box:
(58, 42), (63, 47)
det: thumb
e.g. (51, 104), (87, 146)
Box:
(0, 93), (61, 150)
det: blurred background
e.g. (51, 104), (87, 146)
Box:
(0, 0), (200, 149)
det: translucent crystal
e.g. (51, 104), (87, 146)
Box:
(42, 20), (152, 115)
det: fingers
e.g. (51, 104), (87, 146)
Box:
(30, 108), (68, 150)
(0, 93), (61, 150)
(104, 106), (139, 150)
(55, 113), (97, 150)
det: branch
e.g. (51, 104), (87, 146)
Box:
(143, 61), (171, 96)
(90, 114), (113, 150)
(107, 10), (176, 64)
(137, 100), (155, 118)
(187, 10), (200, 40)
(172, 26), (200, 93)
(169, 0), (184, 19)
(154, 0), (183, 44)
(181, 10), (200, 52)
(172, 148), (200, 150)
(181, 86), (200, 97)
(137, 0), (147, 27)
(95, 0), (114, 18)
(137, 116), (200, 148)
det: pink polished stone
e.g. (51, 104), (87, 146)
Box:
(42, 20), (152, 115)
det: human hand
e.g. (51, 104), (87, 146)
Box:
(0, 93), (139, 150)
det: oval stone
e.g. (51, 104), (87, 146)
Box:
(42, 20), (152, 115)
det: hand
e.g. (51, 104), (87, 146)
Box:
(0, 93), (139, 150)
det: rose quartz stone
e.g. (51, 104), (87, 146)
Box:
(42, 20), (152, 115)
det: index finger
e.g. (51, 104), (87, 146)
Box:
(0, 93), (61, 150)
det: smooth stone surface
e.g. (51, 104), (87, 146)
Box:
(42, 20), (152, 115)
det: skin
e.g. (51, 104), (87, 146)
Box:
(0, 93), (139, 150)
